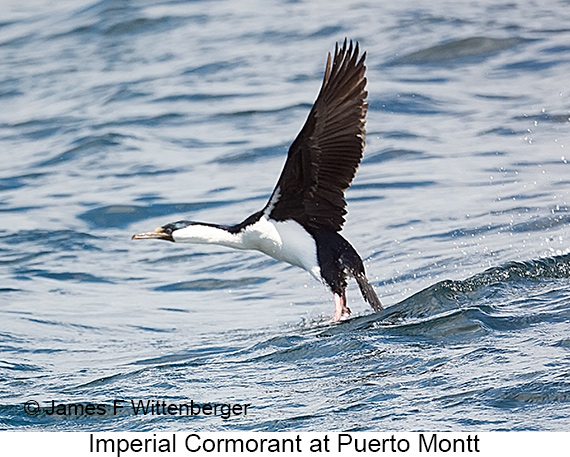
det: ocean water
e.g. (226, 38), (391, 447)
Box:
(1, 0), (570, 432)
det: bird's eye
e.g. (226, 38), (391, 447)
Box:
(163, 226), (173, 235)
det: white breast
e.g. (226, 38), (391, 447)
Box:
(242, 216), (321, 280)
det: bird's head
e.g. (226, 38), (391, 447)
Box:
(131, 221), (194, 242)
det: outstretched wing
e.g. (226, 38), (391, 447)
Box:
(265, 39), (368, 232)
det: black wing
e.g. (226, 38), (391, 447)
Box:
(265, 39), (368, 232)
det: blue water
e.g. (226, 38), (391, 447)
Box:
(1, 0), (570, 431)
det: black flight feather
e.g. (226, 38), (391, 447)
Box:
(265, 39), (368, 232)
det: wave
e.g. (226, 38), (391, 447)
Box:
(3, 254), (569, 431)
(391, 36), (530, 65)
(236, 254), (570, 363)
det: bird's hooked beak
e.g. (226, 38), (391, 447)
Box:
(131, 227), (174, 242)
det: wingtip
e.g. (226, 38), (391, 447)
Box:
(330, 39), (366, 78)
(335, 38), (363, 57)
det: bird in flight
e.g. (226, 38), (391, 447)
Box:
(132, 39), (383, 321)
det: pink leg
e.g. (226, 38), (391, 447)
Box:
(333, 292), (351, 322)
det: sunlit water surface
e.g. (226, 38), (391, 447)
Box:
(1, 0), (570, 431)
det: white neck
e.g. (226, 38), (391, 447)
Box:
(173, 224), (246, 249)
(172, 217), (321, 280)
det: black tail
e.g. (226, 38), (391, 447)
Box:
(355, 272), (383, 311)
